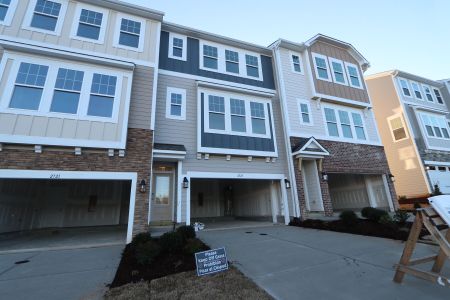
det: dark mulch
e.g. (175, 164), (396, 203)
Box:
(289, 218), (429, 241)
(110, 237), (209, 288)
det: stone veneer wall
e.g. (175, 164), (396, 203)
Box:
(291, 137), (398, 218)
(0, 128), (153, 235)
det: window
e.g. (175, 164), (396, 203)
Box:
(50, 68), (84, 114)
(345, 62), (362, 88)
(433, 88), (444, 104)
(422, 85), (434, 102)
(165, 87), (186, 120)
(298, 100), (311, 125)
(118, 18), (141, 48)
(0, 0), (10, 21)
(203, 45), (218, 70)
(9, 62), (48, 110)
(76, 9), (102, 40)
(329, 58), (347, 85)
(420, 113), (450, 139)
(250, 102), (266, 134)
(168, 33), (187, 61)
(246, 55), (259, 78)
(352, 113), (366, 140)
(411, 82), (423, 99)
(438, 166), (446, 172)
(30, 0), (61, 31)
(225, 50), (239, 74)
(208, 95), (225, 130)
(324, 108), (339, 137)
(291, 54), (302, 73)
(312, 53), (330, 81)
(87, 74), (117, 118)
(388, 116), (408, 142)
(230, 98), (246, 132)
(338, 110), (353, 138)
(399, 79), (411, 97)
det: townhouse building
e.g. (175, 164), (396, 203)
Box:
(270, 35), (397, 218)
(0, 0), (163, 243)
(367, 71), (450, 197)
(151, 23), (295, 226)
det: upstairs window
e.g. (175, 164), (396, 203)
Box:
(422, 85), (434, 102)
(312, 53), (330, 81)
(411, 82), (423, 99)
(9, 63), (48, 110)
(399, 79), (411, 97)
(225, 50), (239, 74)
(168, 33), (187, 61)
(250, 102), (266, 134)
(119, 18), (141, 48)
(345, 62), (362, 88)
(203, 45), (218, 70)
(166, 87), (186, 120)
(77, 9), (103, 40)
(0, 0), (11, 22)
(245, 55), (259, 78)
(30, 0), (61, 31)
(172, 38), (183, 57)
(208, 95), (225, 130)
(230, 98), (246, 132)
(338, 110), (353, 138)
(324, 106), (366, 140)
(388, 115), (408, 142)
(420, 113), (450, 139)
(329, 58), (347, 85)
(298, 100), (311, 125)
(87, 74), (117, 118)
(433, 88), (444, 104)
(352, 113), (366, 140)
(50, 68), (84, 114)
(291, 54), (302, 73)
(324, 108), (339, 137)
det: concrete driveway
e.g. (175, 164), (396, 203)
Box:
(0, 245), (122, 300)
(199, 225), (449, 300)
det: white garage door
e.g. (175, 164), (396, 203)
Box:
(428, 168), (450, 194)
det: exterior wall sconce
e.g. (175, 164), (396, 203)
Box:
(425, 166), (430, 171)
(139, 179), (146, 193)
(284, 179), (291, 189)
(322, 172), (328, 181)
(389, 174), (395, 182)
(183, 177), (189, 188)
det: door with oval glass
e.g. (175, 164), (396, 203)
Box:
(151, 172), (174, 223)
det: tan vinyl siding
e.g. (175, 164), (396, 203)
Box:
(366, 75), (430, 197)
(309, 41), (369, 103)
(128, 66), (154, 129)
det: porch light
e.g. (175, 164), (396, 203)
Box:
(139, 180), (146, 193)
(425, 166), (430, 171)
(284, 179), (291, 189)
(389, 174), (395, 183)
(322, 172), (328, 181)
(183, 177), (189, 189)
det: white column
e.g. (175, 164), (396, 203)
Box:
(176, 161), (182, 223)
(382, 174), (395, 212)
(186, 175), (191, 225)
(280, 179), (290, 225)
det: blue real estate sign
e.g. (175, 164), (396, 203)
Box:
(195, 247), (228, 276)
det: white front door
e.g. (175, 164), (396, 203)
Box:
(302, 160), (324, 212)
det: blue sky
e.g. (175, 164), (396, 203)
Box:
(123, 0), (450, 80)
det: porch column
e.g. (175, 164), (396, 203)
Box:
(319, 177), (333, 216)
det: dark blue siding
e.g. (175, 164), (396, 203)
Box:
(200, 93), (276, 152)
(160, 31), (276, 90)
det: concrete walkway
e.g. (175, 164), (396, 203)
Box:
(0, 245), (123, 300)
(199, 225), (449, 300)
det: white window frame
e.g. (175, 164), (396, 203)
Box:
(328, 57), (348, 86)
(432, 87), (445, 105)
(419, 112), (450, 140)
(321, 104), (368, 141)
(199, 40), (264, 81)
(165, 87), (186, 120)
(290, 51), (303, 75)
(398, 78), (412, 98)
(421, 84), (435, 103)
(387, 114), (409, 142)
(0, 0), (18, 26)
(297, 99), (313, 126)
(168, 32), (187, 61)
(344, 62), (363, 89)
(113, 13), (146, 53)
(0, 52), (129, 123)
(410, 81), (424, 100)
(69, 3), (109, 44)
(202, 89), (272, 139)
(22, 0), (68, 36)
(311, 52), (331, 82)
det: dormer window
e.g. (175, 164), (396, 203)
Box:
(31, 0), (61, 31)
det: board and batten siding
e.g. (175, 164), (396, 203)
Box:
(0, 0), (160, 65)
(308, 41), (369, 103)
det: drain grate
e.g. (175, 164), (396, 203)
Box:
(15, 260), (30, 265)
(259, 233), (268, 236)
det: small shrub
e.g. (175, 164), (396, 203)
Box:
(393, 210), (409, 224)
(135, 240), (161, 265)
(159, 231), (183, 253)
(339, 210), (358, 226)
(176, 225), (196, 242)
(378, 214), (393, 225)
(184, 238), (205, 255)
(361, 207), (388, 222)
(131, 232), (152, 246)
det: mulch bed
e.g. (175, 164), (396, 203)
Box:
(110, 237), (209, 288)
(289, 218), (430, 241)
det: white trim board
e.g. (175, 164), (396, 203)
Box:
(0, 169), (138, 243)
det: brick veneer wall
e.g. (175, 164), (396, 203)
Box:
(0, 128), (153, 235)
(291, 137), (398, 218)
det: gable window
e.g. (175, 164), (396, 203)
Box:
(165, 87), (186, 120)
(291, 54), (302, 73)
(119, 18), (141, 48)
(208, 95), (225, 130)
(345, 62), (362, 88)
(338, 110), (353, 138)
(9, 62), (48, 110)
(76, 9), (103, 40)
(298, 100), (311, 125)
(329, 58), (347, 85)
(324, 108), (339, 137)
(411, 82), (423, 99)
(87, 74), (117, 118)
(399, 79), (411, 97)
(388, 115), (408, 141)
(245, 55), (259, 78)
(422, 85), (434, 102)
(420, 113), (450, 139)
(50, 68), (84, 114)
(433, 88), (444, 104)
(225, 50), (239, 74)
(352, 113), (366, 140)
(230, 98), (246, 132)
(203, 45), (218, 70)
(312, 53), (330, 81)
(30, 0), (61, 31)
(250, 102), (266, 134)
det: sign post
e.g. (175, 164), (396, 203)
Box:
(195, 247), (228, 276)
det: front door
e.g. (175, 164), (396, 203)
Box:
(302, 160), (324, 212)
(151, 173), (174, 223)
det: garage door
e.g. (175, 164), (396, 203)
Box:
(428, 168), (450, 194)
